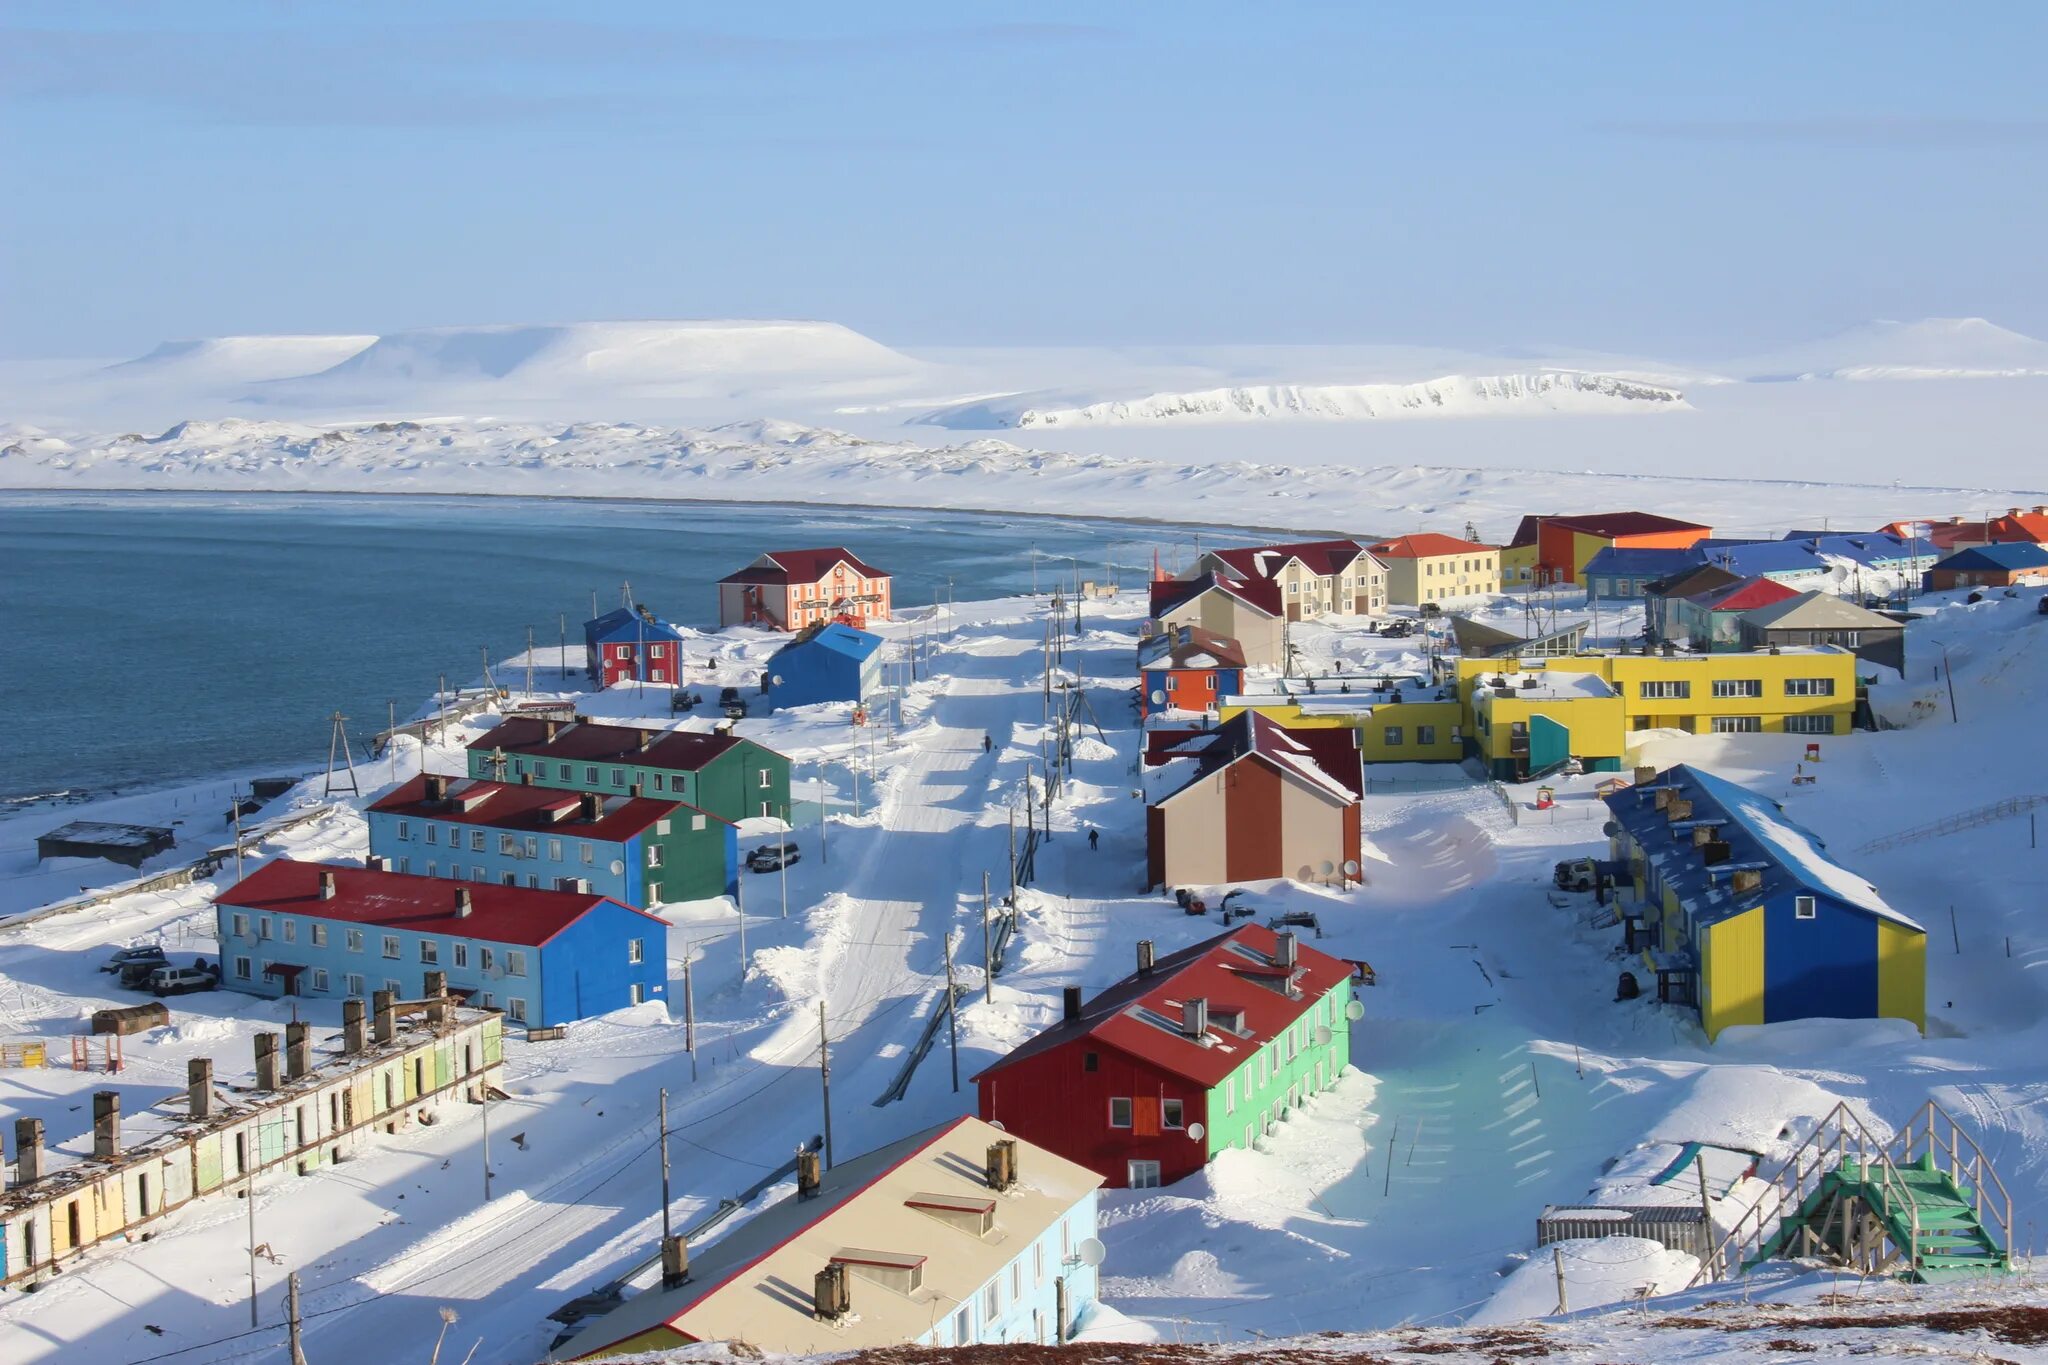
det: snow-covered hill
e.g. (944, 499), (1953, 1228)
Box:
(919, 371), (1687, 429)
(106, 334), (378, 384)
(1731, 317), (2048, 381)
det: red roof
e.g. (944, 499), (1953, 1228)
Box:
(1150, 712), (1362, 804)
(1205, 539), (1374, 582)
(718, 547), (887, 586)
(1137, 625), (1247, 672)
(368, 775), (722, 840)
(1696, 575), (1800, 613)
(1988, 509), (2048, 544)
(1540, 512), (1711, 538)
(973, 924), (1353, 1089)
(216, 858), (664, 947)
(1368, 532), (1496, 559)
(466, 718), (766, 774)
(1149, 572), (1283, 619)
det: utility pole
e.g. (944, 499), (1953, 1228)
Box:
(683, 954), (697, 1081)
(982, 871), (994, 1004)
(560, 611), (570, 677)
(324, 711), (360, 797)
(232, 792), (246, 886)
(247, 1175), (259, 1327)
(436, 672), (449, 746)
(943, 930), (960, 1092)
(819, 763), (829, 866)
(778, 836), (789, 918)
(818, 1001), (834, 1169)
(659, 1087), (673, 1254)
(387, 699), (398, 785)
(1694, 1152), (1717, 1281)
(736, 876), (747, 991)
(1552, 1245), (1569, 1315)
(481, 1071), (492, 1200)
(286, 1271), (307, 1365)
(1008, 800), (1017, 905)
(525, 626), (536, 697)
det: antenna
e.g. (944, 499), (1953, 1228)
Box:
(323, 712), (360, 797)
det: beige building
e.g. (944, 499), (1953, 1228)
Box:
(1149, 573), (1287, 670)
(1367, 533), (1501, 606)
(1193, 539), (1387, 620)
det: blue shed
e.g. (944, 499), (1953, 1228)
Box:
(762, 623), (884, 710)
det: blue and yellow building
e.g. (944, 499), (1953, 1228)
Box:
(1604, 765), (1925, 1041)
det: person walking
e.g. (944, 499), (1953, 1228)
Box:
(1087, 828), (1100, 851)
(982, 732), (993, 753)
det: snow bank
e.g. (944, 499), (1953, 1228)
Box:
(1643, 1065), (1855, 1156)
(1469, 1236), (1698, 1326)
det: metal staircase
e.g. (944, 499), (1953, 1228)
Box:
(1690, 1101), (2013, 1287)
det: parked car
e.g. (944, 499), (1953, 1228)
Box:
(746, 842), (801, 873)
(149, 961), (220, 997)
(102, 944), (168, 975)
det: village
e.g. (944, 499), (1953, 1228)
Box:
(2, 508), (2046, 1364)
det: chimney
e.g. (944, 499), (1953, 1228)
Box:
(661, 1234), (689, 1289)
(1702, 840), (1732, 866)
(1182, 996), (1209, 1038)
(520, 771), (534, 785)
(319, 869), (337, 901)
(189, 1057), (214, 1120)
(579, 792), (602, 823)
(797, 1147), (822, 1200)
(1136, 940), (1155, 976)
(1667, 798), (1694, 822)
(986, 1138), (1018, 1192)
(639, 729), (655, 752)
(365, 855), (386, 872)
(372, 989), (397, 1044)
(1732, 868), (1764, 895)
(813, 1261), (851, 1320)
(13, 1117), (44, 1186)
(1654, 788), (1673, 811)
(629, 781), (644, 799)
(254, 1032), (281, 1091)
(544, 719), (559, 741)
(1276, 931), (1299, 969)
(1692, 825), (1715, 847)
(2009, 508), (2022, 517)
(1634, 765), (1657, 786)
(1062, 985), (1082, 1022)
(1661, 641), (1676, 657)
(285, 1021), (312, 1080)
(424, 970), (447, 998)
(425, 774), (447, 803)
(92, 1092), (120, 1159)
(342, 998), (368, 1054)
(455, 887), (473, 919)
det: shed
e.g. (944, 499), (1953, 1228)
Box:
(37, 822), (177, 868)
(1536, 1205), (1710, 1260)
(92, 1002), (170, 1035)
(762, 622), (885, 711)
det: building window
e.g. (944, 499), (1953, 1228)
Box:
(345, 973), (364, 997)
(1034, 1242), (1045, 1285)
(759, 769), (772, 789)
(548, 839), (562, 861)
(232, 912), (250, 937)
(1417, 725), (1436, 745)
(347, 929), (364, 953)
(397, 857), (411, 874)
(647, 845), (663, 868)
(1785, 677), (1835, 697)
(1082, 1051), (1098, 1073)
(311, 924), (326, 948)
(559, 763), (573, 780)
(1383, 725), (1403, 746)
(1786, 714), (1834, 734)
(420, 940), (439, 964)
(1012, 1261), (1023, 1301)
(580, 843), (595, 864)
(470, 830), (485, 851)
(984, 1282), (1000, 1319)
(453, 943), (468, 968)
(384, 979), (403, 997)
(1639, 680), (1691, 700)
(692, 814), (707, 831)
(1711, 716), (1762, 733)
(1109, 1097), (1133, 1128)
(426, 825), (438, 845)
(259, 916), (273, 940)
(523, 836), (539, 858)
(954, 1307), (973, 1345)
(1162, 1099), (1185, 1129)
(396, 819), (410, 840)
(1712, 679), (1763, 699)
(628, 938), (644, 964)
(1225, 1075), (1236, 1113)
(506, 998), (527, 1023)
(234, 956), (252, 980)
(311, 969), (330, 993)
(481, 947), (495, 972)
(382, 935), (401, 959)
(500, 834), (519, 856)
(585, 766), (600, 785)
(1795, 896), (1817, 920)
(1127, 1160), (1162, 1189)
(506, 950), (528, 977)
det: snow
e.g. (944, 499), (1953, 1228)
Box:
(1470, 1237), (1698, 1325)
(1730, 317), (2048, 382)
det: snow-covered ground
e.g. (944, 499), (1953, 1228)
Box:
(4, 578), (2047, 1363)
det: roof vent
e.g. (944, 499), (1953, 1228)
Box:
(1062, 985), (1082, 1023)
(1181, 996), (1209, 1039)
(1691, 825), (1715, 847)
(318, 869), (338, 900)
(1732, 868), (1764, 895)
(1275, 931), (1298, 969)
(1136, 940), (1155, 976)
(1521, 677), (1539, 690)
(1654, 788), (1673, 811)
(579, 792), (602, 822)
(797, 1147), (822, 1200)
(544, 720), (559, 741)
(986, 1138), (1019, 1192)
(424, 774), (448, 804)
(812, 1261), (850, 1320)
(1666, 798), (1694, 822)
(1702, 840), (1732, 866)
(455, 887), (473, 918)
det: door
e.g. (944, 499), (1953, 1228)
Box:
(1132, 1096), (1161, 1137)
(1528, 713), (1569, 775)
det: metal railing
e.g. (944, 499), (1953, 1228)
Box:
(1856, 795), (2047, 854)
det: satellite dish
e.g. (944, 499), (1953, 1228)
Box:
(988, 1119), (1006, 1131)
(609, 860), (625, 875)
(1314, 1025), (1333, 1047)
(1076, 1237), (1106, 1267)
(1187, 1122), (1205, 1141)
(1150, 690), (1165, 705)
(1342, 859), (1361, 877)
(1319, 860), (1335, 876)
(771, 674), (783, 686)
(1345, 1000), (1365, 1022)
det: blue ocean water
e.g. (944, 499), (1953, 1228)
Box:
(0, 492), (1248, 800)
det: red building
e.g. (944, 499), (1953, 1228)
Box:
(974, 925), (1358, 1188)
(1136, 626), (1246, 717)
(716, 548), (891, 632)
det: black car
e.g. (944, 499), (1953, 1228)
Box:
(102, 944), (169, 975)
(746, 842), (801, 872)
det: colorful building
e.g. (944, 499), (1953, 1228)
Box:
(1604, 765), (1924, 1040)
(1693, 533), (1939, 595)
(1736, 592), (1907, 675)
(1137, 626), (1246, 717)
(1925, 543), (2048, 592)
(1214, 680), (1464, 764)
(763, 622), (885, 711)
(1144, 711), (1362, 889)
(214, 859), (668, 1027)
(1644, 564), (1742, 642)
(975, 926), (1356, 1188)
(717, 548), (891, 632)
(1668, 576), (1801, 652)
(1366, 533), (1501, 606)
(1149, 573), (1287, 669)
(367, 773), (737, 905)
(1581, 547), (1711, 602)
(1984, 506), (2048, 544)
(1467, 670), (1625, 781)
(584, 604), (691, 687)
(465, 718), (792, 826)
(566, 1117), (1103, 1356)
(1191, 539), (1387, 620)
(1509, 512), (1714, 587)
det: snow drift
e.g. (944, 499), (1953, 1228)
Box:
(1732, 317), (2048, 382)
(917, 371), (1688, 429)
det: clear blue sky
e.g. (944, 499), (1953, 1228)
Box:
(4, 2), (2044, 359)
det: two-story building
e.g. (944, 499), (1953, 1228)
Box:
(976, 926), (1357, 1188)
(1149, 573), (1287, 669)
(1367, 533), (1501, 606)
(566, 1117), (1103, 1356)
(1667, 576), (1801, 652)
(1925, 543), (2048, 592)
(367, 774), (737, 905)
(763, 622), (885, 711)
(1466, 669), (1626, 781)
(1137, 626), (1247, 718)
(214, 859), (668, 1027)
(1214, 679), (1465, 764)
(1506, 512), (1714, 587)
(465, 718), (792, 826)
(718, 548), (891, 632)
(584, 604), (692, 687)
(1190, 540), (1386, 620)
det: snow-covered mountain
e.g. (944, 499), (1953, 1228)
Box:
(918, 371), (1687, 429)
(1730, 317), (2048, 381)
(106, 334), (378, 385)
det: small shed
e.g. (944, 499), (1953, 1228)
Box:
(92, 1002), (170, 1035)
(1537, 1204), (1710, 1260)
(763, 623), (884, 711)
(37, 821), (176, 868)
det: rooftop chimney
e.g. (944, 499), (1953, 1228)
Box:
(92, 1091), (120, 1159)
(579, 792), (602, 823)
(813, 1261), (851, 1320)
(12, 1117), (44, 1186)
(1062, 985), (1082, 1023)
(520, 772), (534, 785)
(285, 1021), (313, 1080)
(424, 773), (447, 803)
(1702, 840), (1732, 866)
(319, 869), (337, 901)
(1181, 996), (1209, 1038)
(372, 989), (397, 1044)
(1654, 788), (1673, 811)
(253, 1032), (281, 1092)
(1732, 868), (1764, 895)
(544, 719), (560, 741)
(455, 887), (473, 919)
(1276, 931), (1299, 969)
(1136, 940), (1155, 976)
(342, 998), (368, 1055)
(424, 970), (447, 998)
(630, 781), (644, 799)
(797, 1147), (822, 1200)
(661, 1235), (690, 1289)
(986, 1138), (1018, 1192)
(639, 729), (655, 752)
(189, 1057), (214, 1120)
(1667, 798), (1694, 822)
(1634, 765), (1658, 786)
(1692, 825), (1715, 847)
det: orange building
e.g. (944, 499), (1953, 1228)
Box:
(717, 548), (891, 632)
(1508, 512), (1712, 586)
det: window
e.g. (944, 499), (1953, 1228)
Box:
(629, 982), (646, 1005)
(420, 940), (439, 964)
(426, 825), (438, 845)
(235, 956), (252, 980)
(382, 935), (401, 959)
(984, 1282), (1000, 1319)
(580, 842), (594, 865)
(1109, 1097), (1133, 1128)
(548, 839), (562, 861)
(345, 973), (364, 997)
(1127, 1160), (1162, 1189)
(397, 857), (411, 874)
(585, 766), (600, 785)
(1785, 677), (1835, 697)
(396, 819), (410, 840)
(282, 919), (296, 943)
(500, 834), (519, 855)
(502, 872), (518, 887)
(559, 763), (572, 780)
(347, 929), (364, 953)
(259, 916), (273, 940)
(692, 814), (707, 832)
(1712, 679), (1763, 699)
(1639, 680), (1691, 700)
(473, 866), (486, 881)
(954, 1307), (973, 1345)
(506, 997), (527, 1023)
(1162, 1099), (1185, 1129)
(758, 768), (772, 789)
(385, 979), (403, 997)
(1383, 725), (1403, 746)
(506, 950), (527, 977)
(311, 969), (330, 992)
(1795, 896), (1817, 920)
(1082, 1051), (1098, 1073)
(232, 912), (250, 937)
(1711, 716), (1762, 733)
(1225, 1075), (1236, 1114)
(311, 924), (326, 948)
(628, 938), (644, 964)
(647, 845), (664, 868)
(1034, 1242), (1044, 1285)
(523, 836), (539, 858)
(610, 768), (626, 788)
(452, 943), (468, 968)
(480, 947), (495, 972)
(1786, 714), (1834, 735)
(469, 830), (485, 851)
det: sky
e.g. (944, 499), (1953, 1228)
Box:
(3, 1), (2045, 361)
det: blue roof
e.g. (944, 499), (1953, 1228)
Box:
(772, 622), (883, 664)
(1692, 533), (1935, 578)
(1934, 543), (2048, 572)
(586, 607), (689, 645)
(1604, 764), (1920, 933)
(1582, 546), (1704, 579)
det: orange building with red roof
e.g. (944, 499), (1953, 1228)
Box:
(1367, 532), (1501, 605)
(1503, 512), (1713, 586)
(716, 547), (891, 631)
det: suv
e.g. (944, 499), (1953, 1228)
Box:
(149, 962), (221, 997)
(103, 944), (169, 975)
(746, 842), (800, 873)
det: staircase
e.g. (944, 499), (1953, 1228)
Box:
(1691, 1100), (2013, 1287)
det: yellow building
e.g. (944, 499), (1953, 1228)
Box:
(1367, 533), (1501, 606)
(1499, 539), (1541, 588)
(1467, 670), (1626, 781)
(1217, 683), (1464, 764)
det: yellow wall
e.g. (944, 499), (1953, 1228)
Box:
(1701, 908), (1766, 1039)
(1877, 920), (1927, 1033)
(1500, 542), (1539, 585)
(1457, 649), (1857, 737)
(1569, 530), (1615, 583)
(1472, 692), (1625, 763)
(1384, 549), (1502, 606)
(1216, 698), (1464, 762)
